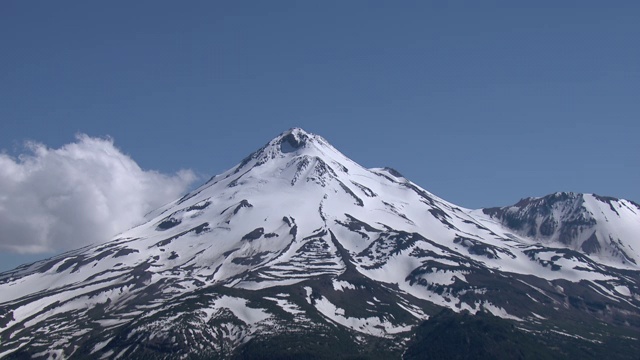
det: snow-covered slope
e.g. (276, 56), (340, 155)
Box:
(1, 128), (639, 359)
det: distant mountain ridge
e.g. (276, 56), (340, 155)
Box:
(1, 128), (638, 359)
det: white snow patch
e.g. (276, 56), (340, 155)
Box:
(304, 286), (313, 304)
(333, 280), (356, 291)
(481, 302), (522, 321)
(91, 339), (113, 354)
(99, 350), (114, 359)
(96, 318), (129, 328)
(614, 285), (631, 297)
(530, 312), (546, 320)
(396, 301), (428, 320)
(314, 296), (412, 337)
(212, 296), (271, 325)
(264, 297), (305, 315)
(549, 329), (603, 344)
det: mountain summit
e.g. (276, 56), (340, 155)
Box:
(1, 128), (639, 359)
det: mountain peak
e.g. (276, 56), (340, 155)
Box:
(278, 128), (314, 153)
(225, 128), (348, 178)
(484, 191), (640, 265)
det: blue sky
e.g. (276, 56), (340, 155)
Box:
(1, 1), (638, 271)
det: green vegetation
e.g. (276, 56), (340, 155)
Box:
(403, 309), (640, 360)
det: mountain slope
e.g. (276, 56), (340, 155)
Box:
(1, 128), (639, 359)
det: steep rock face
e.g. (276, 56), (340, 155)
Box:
(1, 128), (639, 359)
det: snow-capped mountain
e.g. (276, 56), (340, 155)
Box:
(1, 128), (639, 359)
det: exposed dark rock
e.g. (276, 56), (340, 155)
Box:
(232, 252), (270, 266)
(279, 130), (309, 153)
(383, 167), (403, 178)
(186, 200), (211, 212)
(157, 217), (181, 231)
(151, 223), (210, 248)
(539, 217), (557, 236)
(338, 181), (363, 207)
(350, 181), (377, 197)
(242, 228), (265, 241)
(581, 232), (601, 254)
(113, 248), (139, 258)
(593, 194), (621, 215)
(231, 200), (253, 215)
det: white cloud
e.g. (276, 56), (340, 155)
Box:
(0, 135), (197, 254)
